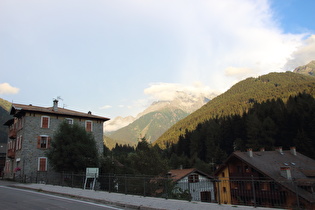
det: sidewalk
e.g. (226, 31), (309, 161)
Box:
(9, 182), (281, 210)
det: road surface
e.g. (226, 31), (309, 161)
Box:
(0, 183), (124, 210)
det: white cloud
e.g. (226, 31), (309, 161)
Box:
(0, 83), (19, 94)
(144, 82), (219, 101)
(100, 105), (112, 110)
(283, 35), (315, 70)
(224, 67), (254, 80)
(124, 0), (307, 91)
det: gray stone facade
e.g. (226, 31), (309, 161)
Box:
(4, 101), (109, 182)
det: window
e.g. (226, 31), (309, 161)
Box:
(65, 118), (73, 124)
(41, 116), (50, 128)
(38, 157), (47, 171)
(188, 174), (199, 183)
(37, 136), (50, 149)
(15, 135), (23, 150)
(85, 120), (93, 132)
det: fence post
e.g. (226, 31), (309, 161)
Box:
(125, 174), (127, 195)
(108, 174), (111, 193)
(143, 176), (146, 197)
(216, 179), (221, 205)
(165, 177), (168, 199)
(251, 175), (256, 207)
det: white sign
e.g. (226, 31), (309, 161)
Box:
(86, 168), (99, 178)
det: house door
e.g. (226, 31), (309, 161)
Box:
(200, 191), (211, 202)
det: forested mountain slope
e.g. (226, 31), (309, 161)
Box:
(0, 98), (12, 143)
(155, 72), (315, 148)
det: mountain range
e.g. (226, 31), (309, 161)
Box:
(104, 91), (214, 148)
(154, 60), (315, 148)
(105, 60), (315, 149)
(293, 60), (315, 76)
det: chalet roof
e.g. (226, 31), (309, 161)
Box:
(231, 149), (315, 181)
(8, 103), (110, 121)
(216, 148), (315, 203)
(168, 168), (213, 181)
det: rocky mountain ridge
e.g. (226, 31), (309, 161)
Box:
(104, 91), (216, 148)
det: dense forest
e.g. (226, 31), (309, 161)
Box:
(0, 99), (12, 143)
(103, 93), (315, 175)
(155, 72), (315, 149)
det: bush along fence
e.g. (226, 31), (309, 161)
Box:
(12, 172), (315, 209)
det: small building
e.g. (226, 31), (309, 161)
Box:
(167, 168), (215, 202)
(215, 147), (315, 209)
(3, 100), (109, 182)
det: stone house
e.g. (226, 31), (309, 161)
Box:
(3, 100), (109, 181)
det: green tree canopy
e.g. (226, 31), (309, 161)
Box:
(47, 121), (99, 173)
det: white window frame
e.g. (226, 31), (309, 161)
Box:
(65, 118), (73, 125)
(41, 116), (50, 128)
(39, 135), (49, 149)
(85, 120), (93, 132)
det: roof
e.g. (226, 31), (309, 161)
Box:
(216, 149), (315, 203)
(168, 168), (213, 182)
(231, 150), (315, 181)
(8, 103), (110, 121)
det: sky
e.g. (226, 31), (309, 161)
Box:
(1, 0), (315, 120)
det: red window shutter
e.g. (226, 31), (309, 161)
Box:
(47, 137), (51, 149)
(37, 136), (41, 149)
(42, 117), (49, 128)
(20, 136), (23, 150)
(86, 121), (92, 132)
(39, 158), (46, 171)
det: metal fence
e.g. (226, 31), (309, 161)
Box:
(12, 173), (315, 209)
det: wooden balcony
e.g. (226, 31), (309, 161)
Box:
(229, 172), (258, 179)
(231, 188), (284, 200)
(7, 149), (15, 159)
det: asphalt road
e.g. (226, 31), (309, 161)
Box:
(0, 183), (124, 210)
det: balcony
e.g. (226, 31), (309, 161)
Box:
(8, 128), (17, 139)
(7, 149), (15, 159)
(229, 172), (259, 180)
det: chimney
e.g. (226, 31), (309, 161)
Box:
(53, 99), (58, 112)
(280, 166), (292, 180)
(290, 147), (297, 156)
(247, 148), (253, 157)
(276, 147), (283, 154)
(88, 111), (92, 115)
